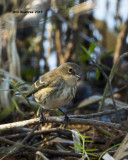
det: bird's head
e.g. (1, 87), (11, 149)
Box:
(58, 62), (82, 86)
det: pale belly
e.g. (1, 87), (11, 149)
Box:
(34, 86), (77, 109)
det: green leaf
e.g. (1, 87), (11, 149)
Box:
(12, 98), (25, 116)
(80, 44), (94, 61)
(35, 104), (40, 109)
(87, 152), (99, 157)
(95, 69), (100, 80)
(55, 109), (62, 116)
(85, 140), (93, 143)
(80, 44), (88, 54)
(98, 143), (120, 160)
(70, 146), (83, 152)
(88, 43), (96, 55)
(74, 142), (82, 149)
(10, 81), (17, 87)
(86, 149), (99, 152)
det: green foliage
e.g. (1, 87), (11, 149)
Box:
(55, 109), (62, 116)
(0, 96), (24, 121)
(78, 43), (114, 81)
(10, 80), (34, 109)
(70, 129), (98, 159)
(78, 43), (96, 62)
(12, 98), (25, 116)
(0, 78), (32, 121)
(95, 68), (100, 80)
(98, 143), (120, 160)
(88, 43), (97, 55)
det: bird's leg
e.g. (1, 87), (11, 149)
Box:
(40, 108), (45, 120)
(59, 108), (69, 128)
(37, 107), (46, 124)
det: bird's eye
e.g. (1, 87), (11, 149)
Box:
(68, 67), (73, 73)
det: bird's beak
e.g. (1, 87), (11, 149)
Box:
(75, 74), (81, 80)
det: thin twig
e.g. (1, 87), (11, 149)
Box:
(98, 52), (128, 126)
(32, 135), (58, 147)
(1, 124), (40, 160)
(0, 137), (82, 159)
(100, 63), (128, 83)
(3, 128), (71, 140)
(0, 117), (126, 131)
(88, 52), (128, 128)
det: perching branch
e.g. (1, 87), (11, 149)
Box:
(0, 116), (126, 132)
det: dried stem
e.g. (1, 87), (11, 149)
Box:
(0, 137), (82, 159)
(0, 116), (126, 132)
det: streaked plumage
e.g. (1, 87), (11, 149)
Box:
(26, 62), (81, 109)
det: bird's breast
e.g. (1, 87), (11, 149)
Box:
(34, 85), (77, 109)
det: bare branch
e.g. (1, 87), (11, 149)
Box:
(0, 116), (126, 132)
(0, 137), (82, 159)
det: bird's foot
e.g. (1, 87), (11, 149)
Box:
(59, 109), (69, 128)
(64, 114), (69, 128)
(37, 107), (46, 124)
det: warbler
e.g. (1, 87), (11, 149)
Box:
(25, 62), (81, 116)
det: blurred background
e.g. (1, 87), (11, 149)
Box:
(0, 0), (128, 121)
(1, 1), (128, 159)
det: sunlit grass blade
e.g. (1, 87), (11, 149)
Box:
(12, 98), (25, 116)
(98, 143), (120, 160)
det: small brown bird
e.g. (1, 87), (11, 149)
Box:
(26, 62), (82, 111)
(25, 62), (81, 125)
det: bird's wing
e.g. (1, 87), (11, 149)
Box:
(26, 73), (62, 97)
(25, 78), (48, 97)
